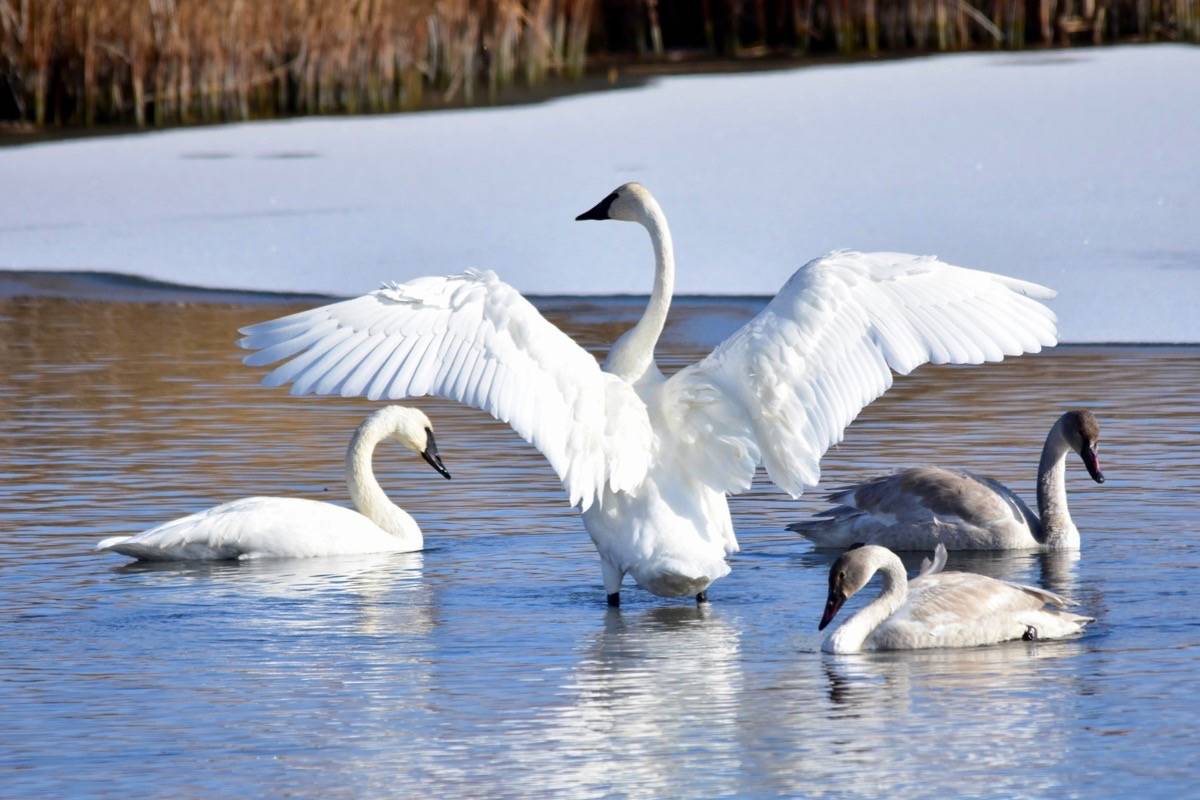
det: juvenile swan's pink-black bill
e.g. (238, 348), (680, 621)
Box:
(1081, 447), (1105, 483)
(819, 592), (846, 631)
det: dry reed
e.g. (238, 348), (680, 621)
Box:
(1, 0), (1195, 128)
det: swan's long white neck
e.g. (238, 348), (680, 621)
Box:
(825, 550), (909, 654)
(1035, 417), (1078, 548)
(345, 414), (422, 546)
(604, 200), (675, 383)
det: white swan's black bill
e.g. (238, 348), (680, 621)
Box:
(575, 192), (618, 221)
(421, 428), (451, 479)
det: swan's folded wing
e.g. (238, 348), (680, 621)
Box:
(239, 270), (652, 511)
(905, 572), (1072, 629)
(663, 251), (1057, 496)
(824, 468), (1037, 530)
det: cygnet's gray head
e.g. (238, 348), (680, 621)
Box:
(819, 544), (882, 631)
(1060, 409), (1104, 484)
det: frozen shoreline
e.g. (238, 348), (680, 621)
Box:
(2, 45), (1197, 342)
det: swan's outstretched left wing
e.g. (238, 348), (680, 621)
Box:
(238, 270), (651, 511)
(662, 251), (1057, 496)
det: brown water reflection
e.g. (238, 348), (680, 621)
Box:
(0, 292), (1198, 798)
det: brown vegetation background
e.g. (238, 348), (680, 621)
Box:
(2, 0), (1196, 128)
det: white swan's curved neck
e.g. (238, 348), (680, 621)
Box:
(1036, 418), (1077, 548)
(346, 417), (421, 545)
(826, 552), (908, 654)
(605, 203), (675, 383)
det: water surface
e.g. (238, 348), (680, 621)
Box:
(1, 290), (1198, 798)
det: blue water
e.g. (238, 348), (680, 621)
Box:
(1, 291), (1198, 798)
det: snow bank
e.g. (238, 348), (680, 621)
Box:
(2, 45), (1197, 342)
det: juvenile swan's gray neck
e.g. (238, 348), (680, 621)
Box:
(605, 201), (675, 383)
(826, 550), (908, 654)
(1035, 418), (1078, 548)
(345, 414), (421, 545)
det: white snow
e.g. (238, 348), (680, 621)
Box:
(2, 44), (1198, 342)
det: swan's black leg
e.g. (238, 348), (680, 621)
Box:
(696, 591), (709, 604)
(606, 592), (620, 607)
(1023, 625), (1039, 641)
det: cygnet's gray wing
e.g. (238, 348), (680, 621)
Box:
(790, 467), (1038, 550)
(872, 570), (1075, 649)
(961, 471), (1042, 534)
(907, 571), (1072, 622)
(839, 467), (1032, 528)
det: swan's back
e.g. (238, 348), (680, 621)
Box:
(98, 497), (414, 561)
(870, 570), (1090, 650)
(790, 467), (1039, 550)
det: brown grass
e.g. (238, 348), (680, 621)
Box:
(0, 0), (593, 126)
(0, 0), (1195, 128)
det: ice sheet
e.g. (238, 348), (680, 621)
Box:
(2, 45), (1197, 342)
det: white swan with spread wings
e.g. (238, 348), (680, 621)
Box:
(238, 183), (1058, 604)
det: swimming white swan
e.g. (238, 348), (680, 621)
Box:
(237, 182), (1057, 604)
(790, 410), (1104, 551)
(96, 406), (450, 561)
(818, 543), (1093, 653)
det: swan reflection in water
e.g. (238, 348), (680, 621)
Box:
(530, 605), (744, 798)
(114, 550), (434, 636)
(710, 634), (1089, 796)
(826, 639), (1086, 782)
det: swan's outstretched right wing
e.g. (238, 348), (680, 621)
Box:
(238, 270), (652, 511)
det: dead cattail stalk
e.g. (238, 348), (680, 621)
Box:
(2, 0), (1197, 129)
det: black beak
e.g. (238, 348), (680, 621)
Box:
(1081, 446), (1105, 484)
(421, 427), (451, 480)
(819, 591), (846, 631)
(575, 192), (617, 221)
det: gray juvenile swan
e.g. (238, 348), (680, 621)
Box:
(790, 410), (1104, 551)
(818, 543), (1093, 653)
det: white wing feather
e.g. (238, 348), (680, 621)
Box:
(664, 251), (1057, 497)
(918, 543), (949, 577)
(238, 270), (652, 511)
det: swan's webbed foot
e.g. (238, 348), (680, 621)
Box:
(1023, 625), (1039, 641)
(696, 591), (709, 604)
(606, 592), (620, 608)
